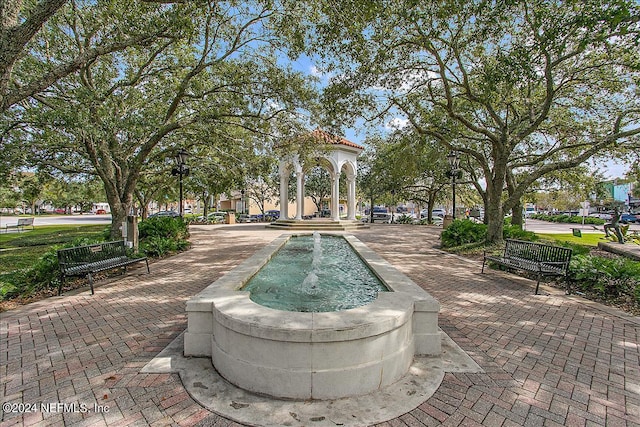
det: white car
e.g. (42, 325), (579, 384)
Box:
(430, 216), (443, 225)
(421, 208), (446, 218)
(196, 212), (227, 222)
(589, 213), (612, 220)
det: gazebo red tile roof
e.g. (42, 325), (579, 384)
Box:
(310, 129), (364, 150)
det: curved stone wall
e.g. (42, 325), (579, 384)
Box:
(184, 233), (440, 400)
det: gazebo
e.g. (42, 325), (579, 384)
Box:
(269, 129), (367, 230)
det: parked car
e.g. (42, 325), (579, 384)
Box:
(430, 215), (444, 225)
(589, 212), (612, 220)
(620, 213), (638, 224)
(148, 210), (180, 218)
(196, 211), (227, 222)
(265, 210), (280, 221)
(237, 214), (255, 223)
(420, 208), (446, 218)
(370, 207), (392, 223)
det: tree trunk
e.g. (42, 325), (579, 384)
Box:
(370, 194), (374, 223)
(427, 194), (435, 223)
(485, 174), (506, 244)
(202, 191), (209, 218)
(511, 202), (523, 228)
(104, 184), (133, 239)
(108, 203), (128, 239)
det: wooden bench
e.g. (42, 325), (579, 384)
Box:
(57, 240), (149, 295)
(4, 217), (34, 232)
(482, 239), (573, 294)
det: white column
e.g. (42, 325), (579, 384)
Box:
(301, 179), (306, 219)
(347, 174), (356, 220)
(279, 168), (289, 220)
(295, 171), (304, 220)
(331, 172), (340, 221)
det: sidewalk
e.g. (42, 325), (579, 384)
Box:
(1, 224), (639, 426)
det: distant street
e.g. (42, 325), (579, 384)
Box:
(1, 215), (638, 234)
(0, 214), (112, 229)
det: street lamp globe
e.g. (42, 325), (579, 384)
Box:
(447, 151), (460, 169)
(176, 148), (189, 166)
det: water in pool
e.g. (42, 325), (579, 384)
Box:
(242, 233), (388, 312)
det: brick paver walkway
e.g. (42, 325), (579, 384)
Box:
(1, 224), (639, 426)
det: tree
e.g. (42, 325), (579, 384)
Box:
(40, 174), (104, 213)
(358, 131), (452, 223)
(303, 166), (331, 213)
(244, 155), (279, 217)
(0, 173), (21, 212)
(135, 166), (175, 219)
(295, 0), (640, 243)
(8, 1), (316, 238)
(18, 172), (44, 214)
(0, 0), (176, 112)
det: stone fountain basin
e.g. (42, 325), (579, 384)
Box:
(184, 233), (440, 400)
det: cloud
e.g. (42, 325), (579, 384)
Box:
(310, 65), (323, 77)
(310, 64), (335, 83)
(385, 117), (410, 130)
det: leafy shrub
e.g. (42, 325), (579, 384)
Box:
(139, 217), (190, 257)
(395, 214), (414, 224)
(140, 236), (177, 257)
(441, 220), (487, 248)
(442, 219), (540, 248)
(503, 224), (538, 241)
(139, 216), (189, 239)
(570, 254), (640, 308)
(530, 213), (605, 225)
(0, 273), (22, 300)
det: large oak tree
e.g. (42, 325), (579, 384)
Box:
(4, 1), (316, 237)
(294, 0), (640, 243)
(0, 0), (173, 113)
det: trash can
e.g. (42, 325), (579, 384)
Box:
(225, 212), (235, 224)
(442, 214), (453, 228)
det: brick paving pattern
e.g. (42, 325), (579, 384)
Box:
(1, 224), (639, 426)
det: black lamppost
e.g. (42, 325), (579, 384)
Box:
(447, 151), (461, 219)
(390, 189), (396, 224)
(241, 189), (246, 215)
(172, 148), (190, 217)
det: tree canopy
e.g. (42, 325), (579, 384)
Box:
(2, 0), (317, 236)
(290, 0), (640, 242)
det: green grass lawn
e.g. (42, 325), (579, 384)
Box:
(0, 225), (108, 274)
(535, 232), (607, 247)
